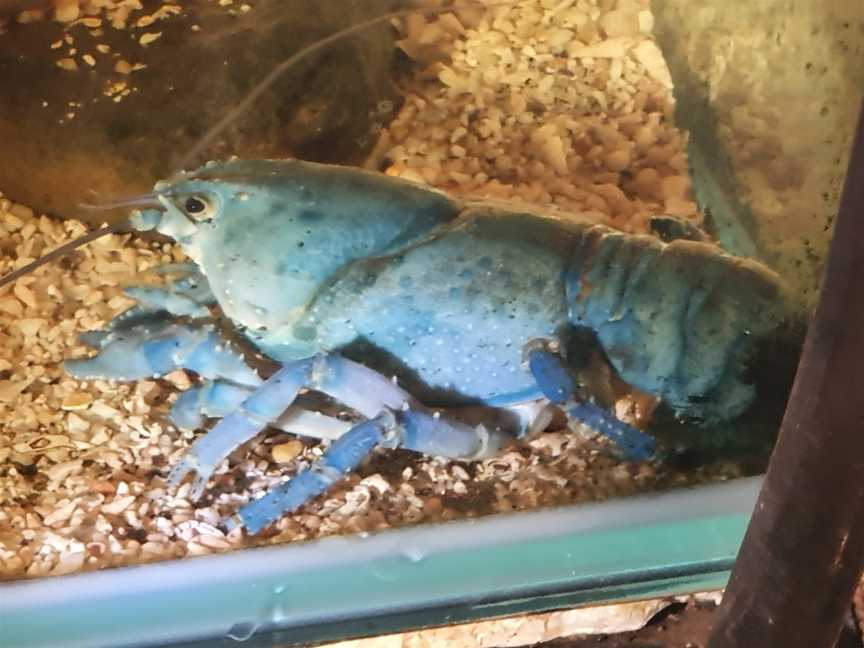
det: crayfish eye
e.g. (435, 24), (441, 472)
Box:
(182, 194), (215, 222)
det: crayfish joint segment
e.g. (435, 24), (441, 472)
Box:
(169, 358), (318, 500)
(398, 410), (512, 460)
(230, 406), (517, 534)
(526, 346), (578, 403)
(525, 344), (657, 462)
(174, 354), (518, 519)
(167, 353), (405, 501)
(169, 380), (353, 441)
(169, 380), (258, 431)
(233, 413), (393, 534)
(566, 402), (656, 462)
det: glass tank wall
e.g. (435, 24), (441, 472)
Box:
(0, 0), (860, 646)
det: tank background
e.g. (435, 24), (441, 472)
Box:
(0, 0), (400, 224)
(653, 0), (864, 308)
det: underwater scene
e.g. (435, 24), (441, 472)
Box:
(0, 0), (858, 580)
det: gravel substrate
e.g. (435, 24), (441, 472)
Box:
(0, 0), (745, 581)
(383, 0), (698, 232)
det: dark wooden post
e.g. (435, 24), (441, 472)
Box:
(707, 103), (864, 647)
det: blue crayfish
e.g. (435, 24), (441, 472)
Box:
(47, 158), (787, 534)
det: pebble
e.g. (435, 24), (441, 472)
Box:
(42, 500), (77, 526)
(52, 551), (85, 575)
(423, 497), (443, 515)
(53, 2), (79, 23)
(272, 440), (304, 464)
(163, 370), (192, 390)
(61, 392), (94, 411)
(634, 168), (661, 200)
(451, 465), (470, 481)
(55, 58), (78, 71)
(661, 175), (690, 201)
(141, 541), (167, 556)
(102, 496), (136, 515)
(66, 413), (91, 435)
(139, 32), (162, 46)
(86, 542), (106, 557)
(599, 10), (640, 38)
(360, 474), (391, 495)
(197, 534), (230, 549)
(186, 542), (211, 556)
(87, 479), (115, 495)
(45, 460), (83, 482)
(604, 148), (631, 172)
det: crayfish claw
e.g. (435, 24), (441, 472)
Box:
(166, 454), (197, 490)
(166, 452), (218, 502)
(190, 473), (211, 502)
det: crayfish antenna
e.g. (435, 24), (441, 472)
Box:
(0, 192), (162, 287)
(0, 223), (122, 289)
(78, 192), (162, 211)
(173, 1), (516, 174)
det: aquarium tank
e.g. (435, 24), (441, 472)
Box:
(0, 0), (860, 647)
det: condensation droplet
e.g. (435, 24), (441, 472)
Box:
(269, 602), (290, 624)
(401, 547), (426, 563)
(226, 621), (259, 642)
